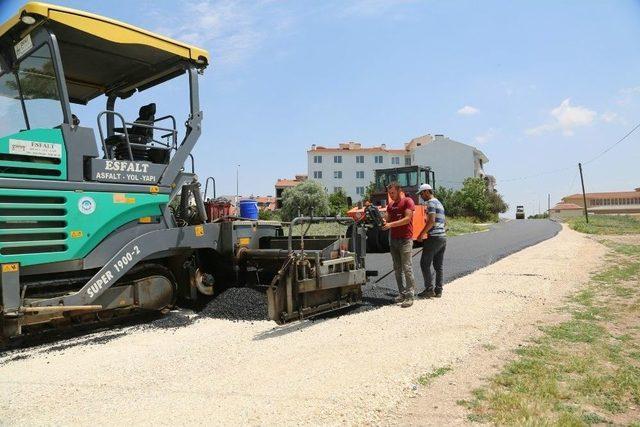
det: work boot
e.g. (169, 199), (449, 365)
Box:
(434, 290), (442, 298)
(401, 298), (414, 308)
(417, 289), (436, 298)
(394, 295), (405, 303)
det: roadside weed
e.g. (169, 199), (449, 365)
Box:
(417, 366), (452, 386)
(463, 239), (640, 425)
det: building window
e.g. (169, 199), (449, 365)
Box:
(356, 186), (365, 196)
(391, 156), (400, 165)
(356, 155), (364, 163)
(313, 171), (322, 179)
(313, 155), (322, 164)
(374, 155), (383, 164)
(334, 171), (342, 179)
(356, 171), (365, 179)
(333, 186), (342, 193)
(404, 156), (411, 166)
(334, 155), (342, 163)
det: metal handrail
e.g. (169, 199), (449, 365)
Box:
(154, 115), (178, 149)
(97, 110), (132, 160)
(97, 111), (179, 161)
(204, 176), (216, 199)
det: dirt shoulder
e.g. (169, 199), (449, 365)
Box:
(0, 226), (605, 426)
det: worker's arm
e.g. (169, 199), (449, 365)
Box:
(417, 212), (435, 241)
(382, 209), (413, 230)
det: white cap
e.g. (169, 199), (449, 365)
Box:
(418, 183), (432, 192)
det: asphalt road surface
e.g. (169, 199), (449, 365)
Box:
(363, 219), (562, 302)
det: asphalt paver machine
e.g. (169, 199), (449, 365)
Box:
(0, 3), (369, 341)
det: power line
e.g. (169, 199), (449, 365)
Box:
(566, 169), (579, 195)
(498, 120), (639, 183)
(583, 121), (640, 165)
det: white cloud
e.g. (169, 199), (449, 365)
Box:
(475, 128), (497, 145)
(457, 105), (479, 115)
(526, 98), (596, 137)
(154, 1), (291, 66)
(601, 111), (620, 123)
(616, 86), (640, 106)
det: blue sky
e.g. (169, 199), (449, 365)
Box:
(2, 0), (639, 215)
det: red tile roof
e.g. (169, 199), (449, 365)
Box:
(275, 179), (299, 187)
(552, 202), (583, 210)
(564, 189), (640, 200)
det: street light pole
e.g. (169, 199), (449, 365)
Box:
(236, 164), (240, 205)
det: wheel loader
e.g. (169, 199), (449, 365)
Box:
(0, 3), (369, 342)
(346, 165), (435, 252)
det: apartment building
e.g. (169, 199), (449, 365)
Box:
(307, 142), (407, 201)
(307, 134), (491, 201)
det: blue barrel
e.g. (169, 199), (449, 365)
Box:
(239, 199), (259, 219)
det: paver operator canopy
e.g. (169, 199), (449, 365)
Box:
(0, 2), (209, 104)
(0, 1), (209, 187)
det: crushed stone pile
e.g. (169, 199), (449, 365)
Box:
(198, 287), (268, 321)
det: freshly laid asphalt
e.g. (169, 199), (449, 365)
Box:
(362, 219), (562, 302)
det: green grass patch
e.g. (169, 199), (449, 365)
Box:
(285, 222), (348, 236)
(417, 366), (452, 385)
(569, 214), (640, 235)
(446, 217), (490, 237)
(462, 238), (640, 425)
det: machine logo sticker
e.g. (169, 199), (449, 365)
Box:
(78, 197), (96, 215)
(14, 34), (33, 59)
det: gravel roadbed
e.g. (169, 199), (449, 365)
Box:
(0, 225), (604, 426)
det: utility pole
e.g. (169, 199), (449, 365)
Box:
(578, 163), (589, 223)
(547, 193), (550, 217)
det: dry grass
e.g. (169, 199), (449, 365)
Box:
(569, 215), (640, 235)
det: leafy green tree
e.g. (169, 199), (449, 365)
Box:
(328, 188), (349, 216)
(363, 181), (377, 202)
(457, 177), (493, 220)
(434, 186), (463, 217)
(258, 209), (272, 220)
(487, 189), (509, 216)
(281, 180), (330, 221)
(434, 178), (508, 221)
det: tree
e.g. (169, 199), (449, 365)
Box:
(434, 186), (463, 217)
(363, 181), (377, 202)
(457, 177), (493, 220)
(434, 178), (508, 221)
(280, 180), (330, 221)
(328, 188), (349, 216)
(487, 189), (509, 216)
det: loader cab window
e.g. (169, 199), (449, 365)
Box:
(420, 169), (428, 185)
(16, 44), (64, 130)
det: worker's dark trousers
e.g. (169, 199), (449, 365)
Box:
(420, 236), (447, 292)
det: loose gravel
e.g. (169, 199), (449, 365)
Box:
(0, 225), (605, 426)
(198, 287), (268, 321)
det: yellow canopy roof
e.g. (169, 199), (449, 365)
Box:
(0, 2), (210, 65)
